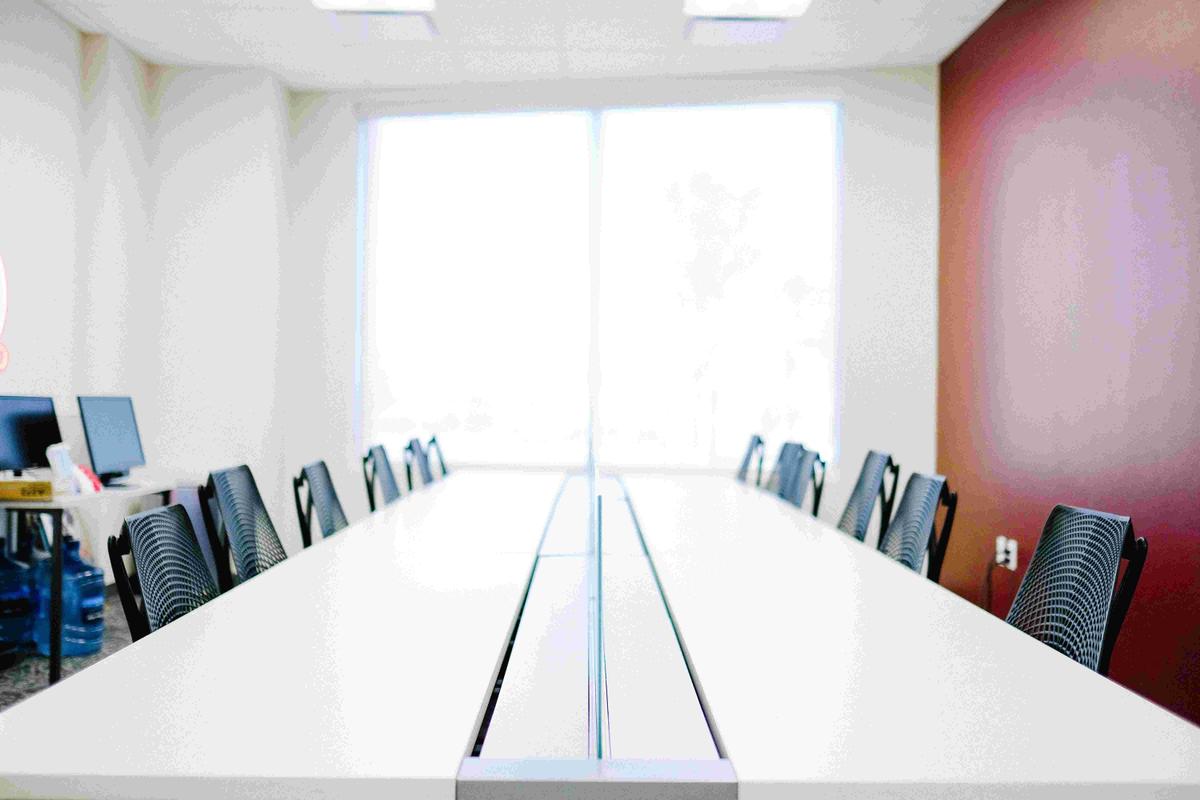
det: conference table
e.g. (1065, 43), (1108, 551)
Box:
(0, 469), (1196, 800)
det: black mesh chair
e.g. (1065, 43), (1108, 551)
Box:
(109, 504), (220, 642)
(405, 437), (434, 490)
(836, 450), (900, 543)
(362, 444), (402, 512)
(170, 485), (221, 588)
(293, 460), (349, 548)
(427, 435), (449, 478)
(201, 465), (288, 592)
(782, 448), (826, 516)
(764, 441), (803, 495)
(1005, 505), (1147, 675)
(736, 434), (766, 486)
(878, 473), (957, 583)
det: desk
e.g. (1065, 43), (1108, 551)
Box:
(0, 480), (173, 684)
(622, 473), (1200, 799)
(0, 471), (562, 800)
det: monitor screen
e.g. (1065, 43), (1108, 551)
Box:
(78, 396), (146, 478)
(0, 396), (62, 472)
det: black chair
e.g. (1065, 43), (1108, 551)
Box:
(736, 434), (765, 486)
(427, 435), (449, 478)
(201, 465), (287, 592)
(169, 484), (221, 588)
(405, 438), (434, 490)
(782, 447), (825, 516)
(362, 444), (402, 512)
(836, 450), (900, 543)
(109, 504), (220, 642)
(878, 473), (957, 583)
(293, 460), (349, 548)
(1005, 505), (1147, 675)
(764, 441), (802, 495)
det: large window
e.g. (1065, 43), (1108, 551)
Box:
(363, 102), (839, 469)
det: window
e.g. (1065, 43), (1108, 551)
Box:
(363, 102), (839, 469)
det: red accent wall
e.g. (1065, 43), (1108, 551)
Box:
(939, 0), (1200, 724)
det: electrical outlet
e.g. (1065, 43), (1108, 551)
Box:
(995, 536), (1018, 571)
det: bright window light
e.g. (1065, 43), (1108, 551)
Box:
(313, 1), (435, 12)
(685, 0), (813, 19)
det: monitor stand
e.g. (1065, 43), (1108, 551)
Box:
(99, 472), (130, 488)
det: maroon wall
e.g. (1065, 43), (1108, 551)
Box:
(939, 0), (1200, 724)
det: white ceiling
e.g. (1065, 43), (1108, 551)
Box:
(42, 0), (1004, 91)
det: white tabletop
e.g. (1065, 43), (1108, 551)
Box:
(622, 473), (1200, 800)
(0, 470), (560, 800)
(0, 477), (175, 510)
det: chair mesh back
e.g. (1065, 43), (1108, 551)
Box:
(368, 445), (402, 505)
(302, 460), (349, 538)
(123, 505), (220, 632)
(736, 435), (764, 483)
(209, 465), (287, 581)
(782, 449), (820, 508)
(767, 442), (802, 495)
(1005, 505), (1129, 672)
(169, 485), (221, 588)
(837, 450), (893, 541)
(880, 473), (946, 572)
(407, 438), (434, 486)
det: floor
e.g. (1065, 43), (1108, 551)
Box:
(0, 587), (132, 712)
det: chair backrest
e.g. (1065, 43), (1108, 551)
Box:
(836, 450), (900, 543)
(169, 484), (221, 588)
(111, 504), (220, 641)
(878, 473), (957, 582)
(203, 465), (287, 591)
(362, 444), (402, 512)
(765, 441), (802, 494)
(736, 434), (765, 485)
(1005, 504), (1147, 675)
(782, 448), (826, 516)
(405, 437), (434, 489)
(427, 435), (449, 478)
(293, 460), (349, 548)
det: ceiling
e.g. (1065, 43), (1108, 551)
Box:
(43, 0), (1005, 91)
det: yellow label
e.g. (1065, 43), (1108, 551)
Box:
(0, 481), (54, 501)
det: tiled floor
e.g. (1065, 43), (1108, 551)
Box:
(0, 587), (132, 711)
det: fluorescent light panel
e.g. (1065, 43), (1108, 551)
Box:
(313, 1), (435, 12)
(687, 18), (789, 45)
(685, 0), (813, 19)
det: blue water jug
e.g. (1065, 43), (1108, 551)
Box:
(32, 537), (105, 657)
(0, 548), (34, 657)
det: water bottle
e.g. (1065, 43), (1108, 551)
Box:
(32, 537), (105, 657)
(0, 548), (33, 659)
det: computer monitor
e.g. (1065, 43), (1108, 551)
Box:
(77, 396), (146, 486)
(0, 396), (62, 474)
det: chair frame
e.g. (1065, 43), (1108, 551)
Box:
(427, 435), (449, 478)
(1099, 523), (1147, 676)
(924, 482), (958, 584)
(736, 434), (766, 486)
(362, 446), (397, 512)
(108, 528), (151, 642)
(293, 471), (317, 549)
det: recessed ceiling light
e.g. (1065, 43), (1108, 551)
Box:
(313, 1), (435, 12)
(684, 0), (813, 19)
(687, 18), (790, 45)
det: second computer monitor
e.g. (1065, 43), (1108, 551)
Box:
(0, 396), (62, 474)
(78, 396), (146, 486)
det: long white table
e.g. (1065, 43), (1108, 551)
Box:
(0, 470), (563, 800)
(622, 473), (1200, 799)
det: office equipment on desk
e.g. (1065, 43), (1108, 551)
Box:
(76, 396), (146, 487)
(427, 435), (449, 478)
(405, 437), (434, 490)
(878, 472), (957, 582)
(837, 450), (899, 543)
(1005, 504), (1147, 676)
(735, 434), (764, 486)
(0, 479), (52, 502)
(111, 504), (220, 641)
(362, 443), (402, 511)
(0, 396), (61, 474)
(202, 465), (287, 592)
(293, 460), (348, 548)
